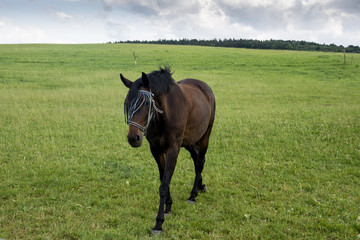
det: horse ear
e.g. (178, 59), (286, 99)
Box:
(142, 72), (149, 88)
(120, 74), (132, 88)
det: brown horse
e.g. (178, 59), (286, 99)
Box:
(120, 67), (215, 234)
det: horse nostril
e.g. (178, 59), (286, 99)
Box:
(127, 134), (142, 147)
(128, 135), (140, 142)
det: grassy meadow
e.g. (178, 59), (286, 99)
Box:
(0, 43), (359, 239)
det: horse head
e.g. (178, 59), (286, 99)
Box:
(121, 72), (162, 147)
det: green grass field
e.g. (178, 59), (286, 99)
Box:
(0, 44), (359, 239)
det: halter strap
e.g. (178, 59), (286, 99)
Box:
(124, 90), (163, 133)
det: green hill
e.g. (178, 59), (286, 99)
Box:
(1, 44), (359, 239)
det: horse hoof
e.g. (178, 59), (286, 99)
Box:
(187, 199), (196, 204)
(152, 230), (163, 235)
(164, 211), (172, 217)
(200, 184), (207, 193)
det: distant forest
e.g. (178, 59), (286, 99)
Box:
(112, 39), (360, 53)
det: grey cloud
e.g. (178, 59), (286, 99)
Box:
(326, 0), (360, 14)
(101, 0), (356, 31)
(220, 5), (288, 30)
(286, 3), (330, 30)
(99, 0), (204, 39)
(216, 0), (359, 34)
(102, 2), (112, 11)
(98, 0), (359, 45)
(101, 0), (201, 17)
(216, 1), (319, 30)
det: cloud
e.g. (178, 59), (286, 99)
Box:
(105, 18), (135, 39)
(99, 0), (359, 45)
(100, 0), (201, 16)
(1, 0), (358, 45)
(56, 11), (73, 20)
(0, 17), (48, 43)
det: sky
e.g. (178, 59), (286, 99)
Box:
(0, 0), (359, 46)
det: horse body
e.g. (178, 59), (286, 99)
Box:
(147, 79), (213, 147)
(178, 79), (214, 146)
(120, 68), (215, 233)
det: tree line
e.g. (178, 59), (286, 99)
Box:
(111, 38), (360, 53)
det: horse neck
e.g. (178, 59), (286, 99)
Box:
(151, 85), (185, 126)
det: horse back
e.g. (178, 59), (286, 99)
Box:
(178, 79), (215, 105)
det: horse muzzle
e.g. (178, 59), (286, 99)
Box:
(127, 133), (143, 148)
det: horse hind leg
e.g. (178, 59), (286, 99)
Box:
(186, 143), (207, 203)
(187, 120), (214, 203)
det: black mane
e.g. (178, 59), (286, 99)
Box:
(147, 67), (175, 95)
(127, 67), (175, 100)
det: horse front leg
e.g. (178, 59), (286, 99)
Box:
(152, 146), (179, 234)
(151, 149), (172, 215)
